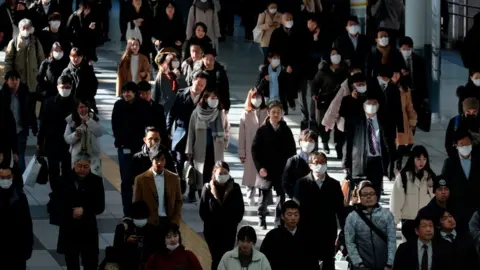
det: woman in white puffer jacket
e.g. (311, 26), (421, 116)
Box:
(64, 99), (105, 177)
(390, 145), (435, 240)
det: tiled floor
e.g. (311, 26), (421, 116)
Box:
(0, 3), (470, 269)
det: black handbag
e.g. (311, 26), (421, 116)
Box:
(35, 156), (49, 185)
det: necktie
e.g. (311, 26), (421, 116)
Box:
(447, 234), (455, 242)
(421, 244), (428, 270)
(367, 119), (378, 155)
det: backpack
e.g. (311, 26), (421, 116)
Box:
(454, 114), (462, 131)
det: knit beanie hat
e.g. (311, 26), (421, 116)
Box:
(433, 175), (449, 191)
(462, 97), (479, 112)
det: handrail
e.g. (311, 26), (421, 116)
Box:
(447, 1), (480, 10)
(447, 1), (480, 40)
(448, 12), (474, 19)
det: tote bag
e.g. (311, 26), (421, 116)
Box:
(126, 22), (143, 44)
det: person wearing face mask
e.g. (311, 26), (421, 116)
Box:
(334, 16), (371, 71)
(55, 153), (105, 270)
(445, 98), (480, 158)
(186, 0), (221, 50)
(5, 18), (45, 93)
(145, 222), (202, 270)
(66, 1), (99, 62)
(37, 12), (71, 56)
(252, 100), (296, 229)
(442, 130), (480, 232)
(370, 0), (404, 47)
(0, 166), (34, 270)
(390, 145), (435, 241)
(113, 200), (161, 270)
(199, 161), (244, 270)
(343, 94), (389, 197)
(239, 88), (269, 206)
(37, 75), (75, 196)
(312, 48), (348, 154)
(255, 1), (283, 62)
(37, 42), (69, 100)
(153, 49), (186, 115)
(293, 151), (346, 270)
(116, 38), (151, 97)
(0, 0), (30, 50)
(282, 129), (318, 199)
(186, 90), (229, 195)
(29, 0), (59, 34)
(457, 69), (480, 115)
(256, 52), (295, 115)
(366, 28), (405, 80)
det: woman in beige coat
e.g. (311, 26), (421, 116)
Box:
(186, 0), (221, 51)
(239, 88), (268, 206)
(186, 89), (229, 195)
(116, 38), (150, 97)
(255, 2), (282, 58)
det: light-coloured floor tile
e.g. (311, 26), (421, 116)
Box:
(104, 191), (123, 205)
(27, 250), (61, 267)
(100, 233), (115, 246)
(32, 220), (60, 250)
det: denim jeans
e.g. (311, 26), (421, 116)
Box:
(17, 129), (29, 174)
(118, 148), (133, 217)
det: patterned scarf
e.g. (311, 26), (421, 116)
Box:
(166, 72), (178, 92)
(195, 105), (224, 138)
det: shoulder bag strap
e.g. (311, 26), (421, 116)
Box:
(355, 209), (388, 243)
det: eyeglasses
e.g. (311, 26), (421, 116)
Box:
(75, 164), (90, 169)
(360, 192), (376, 198)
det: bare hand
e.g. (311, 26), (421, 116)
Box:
(259, 168), (268, 177)
(0, 32), (3, 42)
(401, 69), (409, 76)
(154, 40), (161, 46)
(312, 95), (318, 101)
(352, 90), (358, 99)
(13, 154), (19, 162)
(264, 75), (269, 81)
(17, 4), (25, 10)
(73, 207), (84, 218)
(325, 126), (329, 132)
(89, 23), (96, 30)
(175, 41), (182, 46)
(140, 72), (146, 78)
(240, 157), (246, 164)
(76, 130), (82, 138)
(286, 66), (293, 73)
(134, 19), (143, 26)
(127, 235), (137, 243)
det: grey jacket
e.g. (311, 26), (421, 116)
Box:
(469, 211), (480, 258)
(344, 205), (397, 269)
(371, 0), (404, 30)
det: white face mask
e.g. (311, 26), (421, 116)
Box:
(53, 51), (63, 60)
(43, 0), (50, 5)
(378, 37), (389, 47)
(271, 59), (280, 68)
(348, 25), (360, 35)
(251, 97), (262, 108)
(58, 87), (72, 97)
(364, 104), (378, 114)
(268, 8), (277, 14)
(49, 20), (61, 29)
(20, 29), (30, 37)
(133, 219), (148, 228)
(0, 179), (12, 189)
(300, 141), (315, 153)
(472, 78), (480, 87)
(200, 0), (207, 2)
(207, 98), (219, 108)
(355, 85), (367, 93)
(215, 174), (230, 184)
(166, 243), (180, 251)
(401, 49), (412, 59)
(312, 164), (327, 174)
(171, 60), (180, 69)
(330, 54), (341, 65)
(377, 77), (388, 87)
(284, 20), (294, 29)
(458, 145), (472, 157)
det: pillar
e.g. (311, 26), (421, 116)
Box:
(405, 0), (428, 49)
(350, 0), (368, 34)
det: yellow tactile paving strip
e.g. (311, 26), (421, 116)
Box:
(101, 153), (212, 269)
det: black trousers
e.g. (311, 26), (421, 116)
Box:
(258, 185), (285, 226)
(365, 156), (384, 197)
(47, 151), (72, 194)
(396, 144), (413, 170)
(204, 228), (236, 270)
(119, 0), (130, 38)
(65, 249), (98, 270)
(218, 0), (235, 37)
(0, 260), (26, 270)
(334, 126), (345, 159)
(240, 8), (256, 39)
(98, 2), (110, 37)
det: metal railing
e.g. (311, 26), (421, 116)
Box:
(447, 1), (480, 42)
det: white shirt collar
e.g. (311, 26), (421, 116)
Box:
(152, 169), (164, 177)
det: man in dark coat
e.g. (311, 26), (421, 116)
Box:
(293, 151), (345, 270)
(37, 75), (75, 194)
(167, 71), (206, 201)
(366, 28), (406, 80)
(343, 92), (389, 196)
(441, 129), (480, 232)
(418, 175), (451, 224)
(56, 153), (105, 270)
(28, 0), (60, 33)
(393, 215), (452, 270)
(260, 200), (319, 270)
(460, 13), (480, 73)
(334, 16), (371, 72)
(137, 80), (168, 146)
(0, 166), (33, 269)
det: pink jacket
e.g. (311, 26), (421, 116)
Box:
(322, 79), (350, 131)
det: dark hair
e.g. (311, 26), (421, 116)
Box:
(203, 47), (217, 57)
(144, 126), (160, 136)
(72, 99), (98, 127)
(306, 15), (319, 24)
(414, 214), (435, 229)
(122, 81), (139, 93)
(357, 180), (374, 195)
(282, 200), (300, 215)
(161, 222), (183, 248)
(348, 72), (365, 91)
(376, 27), (389, 35)
(57, 75), (72, 85)
(454, 126), (473, 142)
(4, 70), (20, 81)
(70, 47), (84, 57)
(48, 12), (62, 21)
(131, 200), (150, 219)
(211, 161), (230, 179)
(199, 89), (218, 109)
(299, 129), (318, 143)
(399, 36), (414, 47)
(137, 80), (151, 92)
(237, 226), (257, 244)
(192, 70), (209, 81)
(347, 15), (359, 24)
(308, 151), (327, 163)
(149, 148), (166, 161)
(193, 22), (208, 37)
(399, 146), (436, 191)
(267, 51), (280, 59)
(267, 100), (283, 111)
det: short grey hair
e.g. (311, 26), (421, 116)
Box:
(73, 152), (91, 163)
(18, 18), (33, 29)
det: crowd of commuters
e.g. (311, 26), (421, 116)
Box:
(0, 0), (479, 270)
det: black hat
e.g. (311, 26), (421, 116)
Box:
(433, 175), (449, 191)
(122, 81), (139, 93)
(57, 75), (72, 85)
(4, 70), (20, 81)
